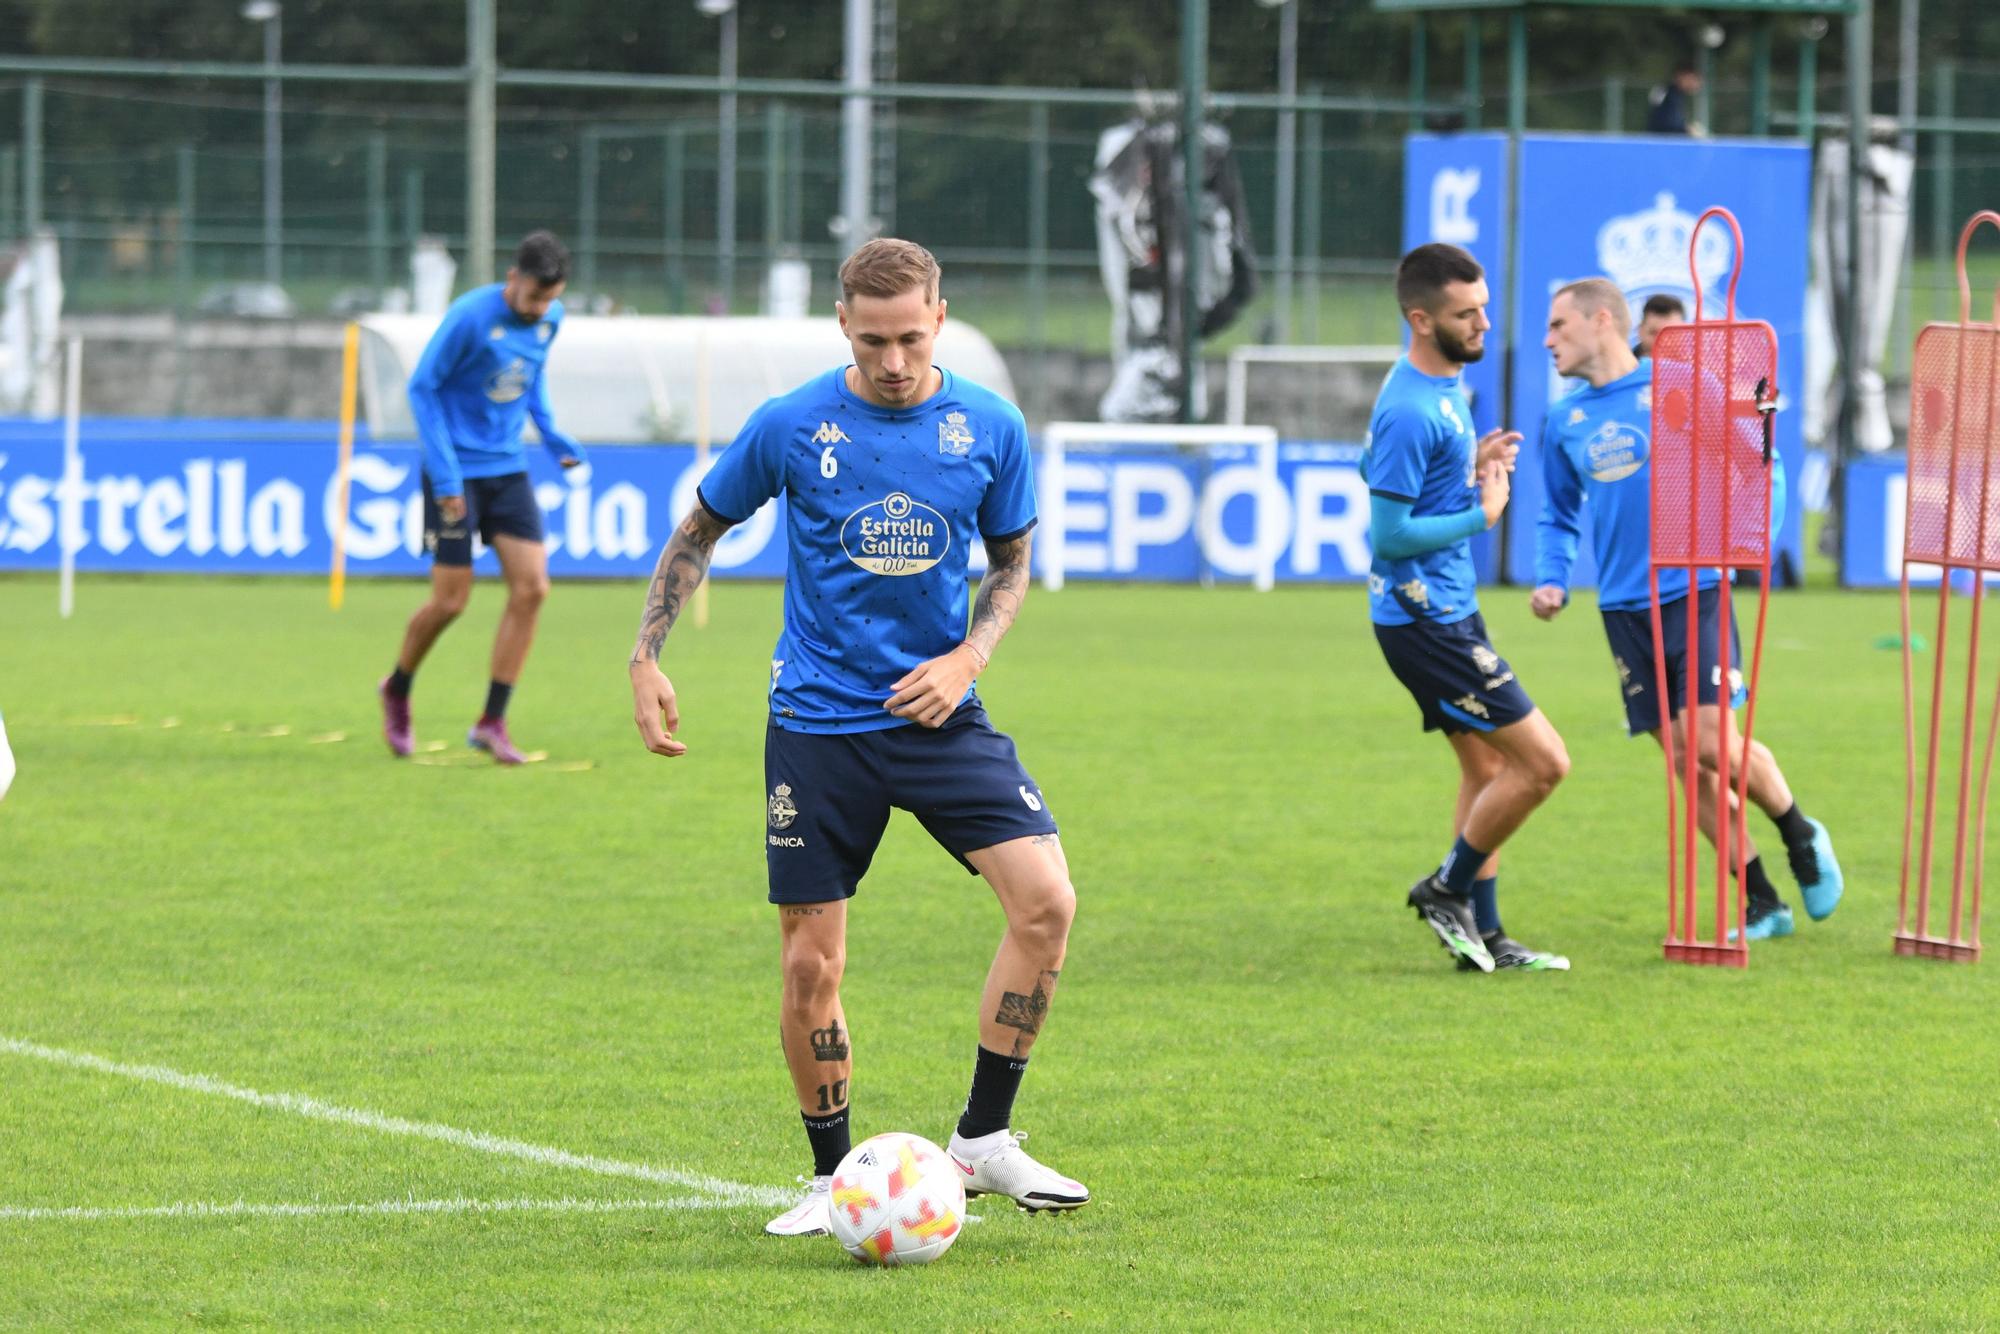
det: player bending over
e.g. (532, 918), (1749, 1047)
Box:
(377, 230), (588, 764)
(1366, 243), (1572, 973)
(1532, 279), (1843, 938)
(627, 238), (1088, 1235)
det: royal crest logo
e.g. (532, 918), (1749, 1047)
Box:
(938, 410), (974, 457)
(1471, 644), (1501, 675)
(768, 781), (799, 830)
(812, 421), (851, 446)
(1597, 192), (1731, 309)
(1568, 407), (1588, 426)
(841, 491), (949, 576)
(536, 321), (553, 343)
(488, 324), (506, 341)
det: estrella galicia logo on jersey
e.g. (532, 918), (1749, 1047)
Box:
(768, 782), (799, 830)
(485, 357), (530, 404)
(938, 410), (974, 457)
(1585, 420), (1646, 483)
(812, 421), (851, 445)
(841, 491), (950, 575)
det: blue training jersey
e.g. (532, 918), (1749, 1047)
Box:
(1536, 358), (1785, 614)
(1362, 357), (1482, 626)
(697, 367), (1037, 734)
(406, 283), (587, 498)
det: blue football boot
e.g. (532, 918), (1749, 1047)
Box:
(1787, 818), (1844, 921)
(1729, 902), (1795, 943)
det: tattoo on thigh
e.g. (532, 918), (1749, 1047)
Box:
(811, 1020), (849, 1062)
(993, 969), (1060, 1055)
(782, 906), (825, 917)
(1029, 833), (1060, 846)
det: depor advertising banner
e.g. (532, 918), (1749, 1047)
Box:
(1507, 134), (1811, 587)
(0, 421), (1382, 585)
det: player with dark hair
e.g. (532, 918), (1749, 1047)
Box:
(1367, 242), (1572, 974)
(1634, 293), (1686, 358)
(377, 229), (587, 764)
(1647, 63), (1702, 135)
(626, 237), (1088, 1236)
(1533, 278), (1842, 938)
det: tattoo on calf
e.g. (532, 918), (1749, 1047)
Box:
(811, 1021), (849, 1062)
(993, 968), (1060, 1056)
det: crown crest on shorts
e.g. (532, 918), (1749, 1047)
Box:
(1596, 192), (1731, 302)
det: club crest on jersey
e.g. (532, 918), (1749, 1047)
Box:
(537, 321), (553, 342)
(812, 421), (851, 445)
(841, 491), (950, 576)
(768, 782), (799, 830)
(484, 358), (530, 403)
(488, 324), (506, 341)
(1568, 407), (1588, 426)
(938, 411), (974, 457)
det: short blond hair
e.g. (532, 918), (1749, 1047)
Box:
(1555, 278), (1632, 337)
(838, 238), (941, 304)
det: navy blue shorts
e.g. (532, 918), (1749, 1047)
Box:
(422, 471), (544, 567)
(1601, 584), (1748, 736)
(1374, 612), (1536, 735)
(762, 702), (1058, 904)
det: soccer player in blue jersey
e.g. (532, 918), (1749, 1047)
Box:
(376, 230), (588, 765)
(1532, 278), (1843, 937)
(1367, 243), (1573, 974)
(625, 239), (1087, 1237)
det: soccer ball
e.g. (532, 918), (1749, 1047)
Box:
(826, 1132), (966, 1267)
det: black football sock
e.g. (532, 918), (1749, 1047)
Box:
(956, 1045), (1027, 1141)
(1773, 802), (1813, 848)
(482, 679), (513, 722)
(385, 667), (414, 698)
(802, 1106), (851, 1177)
(1743, 855), (1783, 915)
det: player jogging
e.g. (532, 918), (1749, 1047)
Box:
(1366, 242), (1573, 974)
(1532, 278), (1843, 938)
(0, 705), (14, 803)
(626, 238), (1088, 1235)
(377, 230), (587, 764)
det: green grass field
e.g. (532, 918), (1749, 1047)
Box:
(2, 573), (1997, 1329)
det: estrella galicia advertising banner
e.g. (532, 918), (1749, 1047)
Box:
(0, 420), (1384, 585)
(1506, 134), (1810, 588)
(1401, 132), (1509, 584)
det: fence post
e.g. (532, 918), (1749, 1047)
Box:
(662, 125), (686, 313)
(578, 125), (600, 294)
(1603, 76), (1623, 132)
(1462, 16), (1481, 131)
(23, 76), (43, 233)
(366, 131), (388, 291)
(763, 100), (785, 272)
(465, 0), (497, 283)
(1751, 20), (1772, 137)
(176, 143), (195, 315)
(1302, 82), (1323, 342)
(1932, 61), (1955, 322)
(1028, 100), (1051, 428)
(402, 166), (424, 249)
(0, 146), (16, 242)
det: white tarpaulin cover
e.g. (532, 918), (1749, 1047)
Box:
(357, 313), (1015, 445)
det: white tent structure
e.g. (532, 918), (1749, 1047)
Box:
(355, 314), (1015, 446)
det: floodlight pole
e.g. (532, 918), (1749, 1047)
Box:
(837, 0), (874, 254)
(466, 0), (497, 284)
(714, 1), (739, 308)
(241, 2), (283, 286)
(1178, 0), (1209, 424)
(1839, 0), (1869, 475)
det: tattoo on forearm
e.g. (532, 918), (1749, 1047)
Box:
(811, 1021), (849, 1062)
(966, 531), (1033, 663)
(630, 508), (730, 665)
(994, 968), (1060, 1056)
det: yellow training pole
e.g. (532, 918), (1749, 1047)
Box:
(692, 329), (712, 630)
(329, 321), (361, 610)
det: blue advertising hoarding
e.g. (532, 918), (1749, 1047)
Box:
(1506, 134), (1811, 588)
(0, 421), (1384, 585)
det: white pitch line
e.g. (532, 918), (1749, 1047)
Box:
(0, 1036), (794, 1210)
(0, 1194), (732, 1224)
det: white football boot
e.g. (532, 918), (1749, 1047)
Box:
(947, 1130), (1090, 1212)
(763, 1175), (832, 1236)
